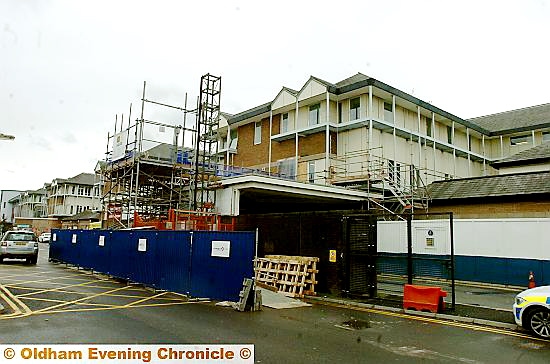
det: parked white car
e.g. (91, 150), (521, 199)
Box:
(513, 285), (550, 338)
(38, 232), (51, 243)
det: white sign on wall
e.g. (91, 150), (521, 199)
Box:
(72, 234), (77, 244)
(211, 240), (230, 258)
(138, 238), (147, 252)
(99, 236), (105, 247)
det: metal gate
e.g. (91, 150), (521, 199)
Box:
(342, 215), (377, 297)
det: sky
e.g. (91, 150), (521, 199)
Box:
(1, 0), (550, 192)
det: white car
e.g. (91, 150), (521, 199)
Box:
(513, 285), (550, 338)
(38, 232), (51, 243)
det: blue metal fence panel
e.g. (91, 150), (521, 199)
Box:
(125, 231), (159, 287)
(155, 231), (192, 294)
(77, 229), (101, 270)
(190, 231), (255, 301)
(48, 229), (255, 302)
(107, 231), (135, 280)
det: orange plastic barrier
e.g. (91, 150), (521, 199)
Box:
(403, 284), (447, 313)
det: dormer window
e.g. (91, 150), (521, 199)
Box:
(510, 135), (530, 146)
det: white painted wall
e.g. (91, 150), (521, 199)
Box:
(378, 218), (550, 260)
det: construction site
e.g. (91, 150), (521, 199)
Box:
(98, 74), (235, 231)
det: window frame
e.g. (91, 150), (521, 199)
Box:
(254, 121), (262, 145)
(309, 103), (320, 126)
(383, 102), (393, 123)
(350, 97), (360, 121)
(281, 113), (289, 133)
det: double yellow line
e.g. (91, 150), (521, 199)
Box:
(312, 300), (550, 343)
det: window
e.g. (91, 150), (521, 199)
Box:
(78, 186), (84, 195)
(229, 129), (238, 149)
(383, 102), (393, 122)
(425, 117), (432, 137)
(446, 126), (453, 144)
(510, 135), (530, 146)
(72, 186), (76, 194)
(350, 97), (360, 121)
(543, 132), (550, 143)
(308, 161), (315, 183)
(254, 121), (262, 145)
(338, 102), (343, 123)
(309, 104), (320, 126)
(281, 113), (289, 133)
(70, 206), (74, 215)
(468, 135), (473, 151)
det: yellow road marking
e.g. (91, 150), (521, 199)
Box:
(25, 300), (209, 316)
(0, 284), (22, 316)
(18, 296), (114, 308)
(123, 291), (168, 307)
(0, 283), (32, 315)
(32, 285), (132, 314)
(16, 277), (110, 298)
(312, 300), (550, 343)
(1, 261), (199, 320)
(5, 285), (187, 301)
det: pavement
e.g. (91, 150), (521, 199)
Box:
(306, 275), (526, 331)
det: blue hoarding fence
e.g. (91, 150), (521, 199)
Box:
(49, 229), (255, 302)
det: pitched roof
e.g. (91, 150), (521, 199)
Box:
(426, 171), (550, 201)
(492, 142), (550, 167)
(335, 72), (370, 88)
(67, 173), (96, 185)
(226, 73), (486, 133)
(468, 103), (550, 135)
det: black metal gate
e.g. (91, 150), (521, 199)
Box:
(343, 215), (377, 297)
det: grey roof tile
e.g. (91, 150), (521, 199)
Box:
(468, 103), (550, 134)
(492, 142), (550, 166)
(426, 171), (550, 200)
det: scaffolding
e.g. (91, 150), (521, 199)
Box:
(99, 74), (228, 230)
(330, 149), (436, 214)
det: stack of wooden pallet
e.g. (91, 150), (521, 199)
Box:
(254, 255), (319, 298)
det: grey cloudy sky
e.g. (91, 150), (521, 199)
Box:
(2, 0), (549, 192)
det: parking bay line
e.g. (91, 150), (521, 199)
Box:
(312, 300), (550, 344)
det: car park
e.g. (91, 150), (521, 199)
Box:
(0, 230), (39, 264)
(38, 232), (51, 243)
(513, 285), (550, 338)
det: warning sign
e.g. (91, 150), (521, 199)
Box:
(329, 250), (337, 263)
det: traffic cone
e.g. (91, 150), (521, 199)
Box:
(528, 271), (536, 289)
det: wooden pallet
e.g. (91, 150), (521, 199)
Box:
(254, 255), (319, 298)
